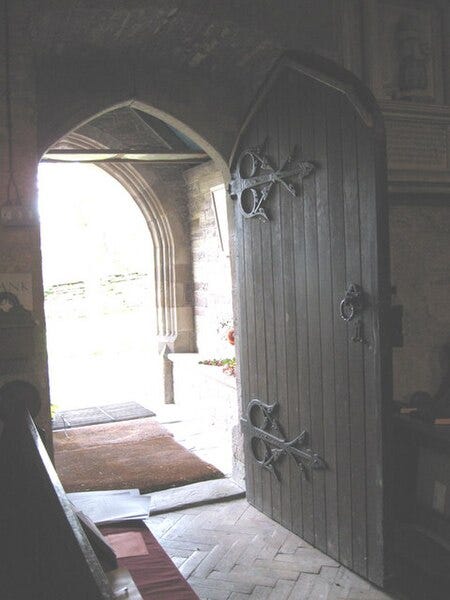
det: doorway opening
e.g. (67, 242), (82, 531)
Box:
(38, 161), (159, 421)
(39, 106), (241, 501)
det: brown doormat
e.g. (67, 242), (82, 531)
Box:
(53, 418), (224, 493)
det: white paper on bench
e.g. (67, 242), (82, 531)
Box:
(68, 490), (152, 524)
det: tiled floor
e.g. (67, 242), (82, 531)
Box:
(53, 385), (407, 599)
(146, 498), (403, 600)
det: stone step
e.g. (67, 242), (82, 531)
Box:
(147, 477), (245, 515)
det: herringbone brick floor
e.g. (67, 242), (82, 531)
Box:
(146, 499), (401, 600)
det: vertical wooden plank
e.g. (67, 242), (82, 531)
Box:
(244, 123), (263, 513)
(313, 79), (335, 556)
(253, 99), (273, 519)
(333, 95), (354, 570)
(341, 100), (368, 578)
(375, 107), (393, 585)
(248, 216), (263, 513)
(281, 70), (302, 535)
(261, 93), (282, 525)
(305, 81), (327, 553)
(270, 79), (292, 529)
(293, 73), (314, 545)
(236, 121), (262, 511)
(356, 115), (385, 586)
(321, 85), (346, 560)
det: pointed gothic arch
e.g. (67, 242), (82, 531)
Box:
(58, 132), (184, 351)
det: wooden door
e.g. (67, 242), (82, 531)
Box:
(230, 53), (392, 587)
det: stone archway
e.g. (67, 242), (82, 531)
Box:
(42, 97), (232, 357)
(46, 130), (196, 404)
(62, 133), (187, 352)
(38, 100), (236, 448)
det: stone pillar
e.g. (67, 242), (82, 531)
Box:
(0, 1), (51, 444)
(159, 344), (174, 404)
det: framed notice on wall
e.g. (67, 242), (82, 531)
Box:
(210, 184), (230, 257)
(0, 273), (35, 361)
(0, 273), (33, 311)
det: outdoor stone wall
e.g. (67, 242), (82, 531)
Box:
(169, 353), (240, 480)
(390, 204), (450, 403)
(183, 161), (243, 482)
(184, 161), (234, 359)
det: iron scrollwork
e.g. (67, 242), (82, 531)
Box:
(229, 142), (314, 222)
(242, 399), (326, 480)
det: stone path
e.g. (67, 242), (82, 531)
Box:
(155, 403), (235, 476)
(146, 498), (402, 600)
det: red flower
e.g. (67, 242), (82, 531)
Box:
(227, 328), (235, 345)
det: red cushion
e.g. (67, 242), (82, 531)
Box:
(99, 520), (198, 599)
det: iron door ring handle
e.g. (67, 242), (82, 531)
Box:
(340, 297), (355, 321)
(340, 283), (363, 322)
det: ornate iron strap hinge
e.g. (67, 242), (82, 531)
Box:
(229, 141), (314, 222)
(241, 399), (326, 480)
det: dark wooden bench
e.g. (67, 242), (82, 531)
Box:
(0, 380), (197, 599)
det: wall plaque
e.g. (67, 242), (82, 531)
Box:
(385, 120), (447, 171)
(0, 273), (35, 360)
(0, 273), (33, 311)
(381, 101), (450, 192)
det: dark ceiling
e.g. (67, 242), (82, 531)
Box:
(31, 1), (337, 86)
(30, 1), (340, 159)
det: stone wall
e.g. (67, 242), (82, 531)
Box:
(184, 161), (234, 358)
(1, 0), (450, 452)
(390, 204), (450, 402)
(183, 161), (243, 481)
(169, 353), (238, 478)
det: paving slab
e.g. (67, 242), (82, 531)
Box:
(148, 477), (245, 515)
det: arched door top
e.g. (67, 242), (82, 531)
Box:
(230, 51), (385, 167)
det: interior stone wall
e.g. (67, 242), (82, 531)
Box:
(0, 1), (51, 440)
(390, 204), (450, 403)
(1, 0), (450, 446)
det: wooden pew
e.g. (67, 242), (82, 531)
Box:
(0, 380), (198, 600)
(0, 380), (115, 599)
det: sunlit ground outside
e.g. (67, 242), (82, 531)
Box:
(38, 163), (161, 411)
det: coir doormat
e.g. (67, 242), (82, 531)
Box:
(54, 417), (223, 493)
(52, 401), (155, 430)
